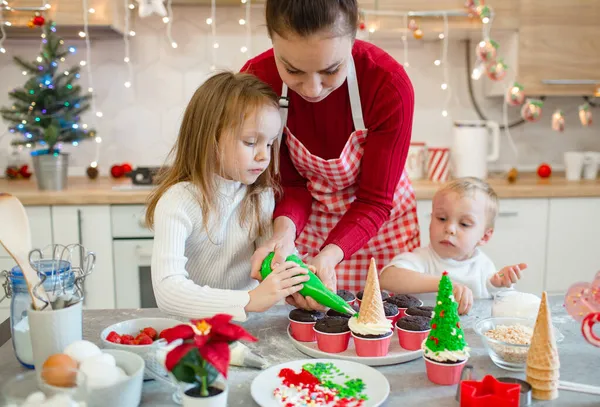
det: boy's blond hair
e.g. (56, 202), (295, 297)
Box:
(436, 177), (499, 228)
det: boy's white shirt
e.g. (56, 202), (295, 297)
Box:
(382, 245), (503, 299)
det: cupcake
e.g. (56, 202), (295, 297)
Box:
(356, 289), (390, 307)
(349, 259), (393, 357)
(288, 309), (325, 342)
(405, 306), (434, 318)
(314, 316), (351, 353)
(383, 302), (399, 328)
(385, 294), (422, 319)
(423, 272), (469, 386)
(326, 303), (360, 319)
(396, 315), (431, 351)
(337, 289), (356, 305)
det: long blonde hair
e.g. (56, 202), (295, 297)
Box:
(145, 71), (280, 238)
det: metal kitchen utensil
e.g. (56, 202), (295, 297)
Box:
(28, 243), (96, 310)
(455, 364), (474, 402)
(497, 377), (532, 406)
(0, 194), (49, 310)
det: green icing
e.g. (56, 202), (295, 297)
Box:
(425, 273), (468, 353)
(303, 362), (368, 400)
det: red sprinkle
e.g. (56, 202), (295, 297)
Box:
(432, 336), (439, 345)
(432, 323), (437, 330)
(278, 368), (320, 388)
(440, 310), (445, 318)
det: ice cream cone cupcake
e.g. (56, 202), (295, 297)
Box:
(526, 292), (560, 400)
(349, 258), (393, 357)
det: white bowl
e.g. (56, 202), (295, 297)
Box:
(100, 317), (182, 376)
(87, 349), (144, 407)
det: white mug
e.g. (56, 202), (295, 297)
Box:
(406, 142), (427, 180)
(564, 152), (585, 181)
(583, 152), (600, 180)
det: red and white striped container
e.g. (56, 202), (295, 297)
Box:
(427, 147), (450, 182)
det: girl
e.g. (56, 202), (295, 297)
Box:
(146, 72), (309, 321)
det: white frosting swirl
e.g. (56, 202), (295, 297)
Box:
(348, 315), (392, 336)
(422, 342), (470, 362)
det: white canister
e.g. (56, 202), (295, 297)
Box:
(406, 142), (427, 180)
(28, 301), (83, 371)
(451, 120), (500, 179)
(583, 152), (600, 180)
(564, 152), (585, 181)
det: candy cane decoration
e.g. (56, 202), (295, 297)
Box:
(582, 312), (600, 347)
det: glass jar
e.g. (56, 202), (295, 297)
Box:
(1, 260), (74, 369)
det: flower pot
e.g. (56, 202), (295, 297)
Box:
(31, 150), (69, 191)
(182, 382), (228, 407)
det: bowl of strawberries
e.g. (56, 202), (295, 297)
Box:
(100, 318), (182, 377)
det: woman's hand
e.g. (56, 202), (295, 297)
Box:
(246, 261), (309, 313)
(250, 217), (297, 281)
(285, 244), (344, 311)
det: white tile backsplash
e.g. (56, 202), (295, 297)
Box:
(0, 6), (598, 176)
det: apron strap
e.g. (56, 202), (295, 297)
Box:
(279, 56), (366, 131)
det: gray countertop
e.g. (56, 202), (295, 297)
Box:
(1, 297), (599, 406)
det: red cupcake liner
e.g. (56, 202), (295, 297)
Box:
(314, 328), (351, 353)
(425, 357), (468, 385)
(351, 331), (392, 357)
(386, 311), (399, 331)
(288, 318), (317, 342)
(397, 327), (430, 351)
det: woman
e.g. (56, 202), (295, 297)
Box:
(244, 0), (420, 309)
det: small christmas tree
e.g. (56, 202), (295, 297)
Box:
(424, 271), (468, 356)
(0, 21), (95, 153)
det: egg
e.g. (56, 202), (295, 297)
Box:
(79, 359), (121, 389)
(63, 340), (102, 364)
(84, 352), (116, 367)
(42, 354), (78, 387)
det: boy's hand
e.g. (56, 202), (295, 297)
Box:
(453, 283), (473, 315)
(490, 263), (527, 288)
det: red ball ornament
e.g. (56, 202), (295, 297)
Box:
(358, 22), (366, 31)
(537, 163), (552, 179)
(121, 163), (133, 174)
(111, 164), (125, 178)
(33, 15), (45, 26)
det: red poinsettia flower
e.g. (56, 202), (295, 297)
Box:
(162, 314), (257, 378)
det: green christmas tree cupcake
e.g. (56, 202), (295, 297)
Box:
(423, 271), (470, 385)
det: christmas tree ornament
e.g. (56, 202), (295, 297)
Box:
(121, 163), (133, 174)
(537, 163), (552, 179)
(521, 99), (544, 122)
(413, 29), (424, 40)
(595, 85), (600, 98)
(579, 103), (592, 126)
(476, 39), (498, 63)
(486, 59), (507, 81)
(27, 20), (35, 29)
(260, 252), (356, 316)
(505, 82), (525, 106)
(86, 166), (99, 180)
(408, 19), (419, 31)
(423, 272), (469, 385)
(110, 164), (125, 179)
(552, 110), (565, 132)
(507, 167), (518, 183)
(5, 166), (20, 179)
(136, 0), (167, 18)
(33, 13), (45, 27)
(477, 5), (491, 21)
(564, 271), (600, 348)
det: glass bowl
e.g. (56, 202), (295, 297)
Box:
(474, 317), (564, 371)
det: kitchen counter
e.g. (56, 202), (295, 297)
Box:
(0, 297), (599, 406)
(2, 173), (600, 205)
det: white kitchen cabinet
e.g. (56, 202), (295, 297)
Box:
(545, 198), (600, 294)
(0, 206), (52, 259)
(51, 206), (115, 309)
(415, 199), (548, 295)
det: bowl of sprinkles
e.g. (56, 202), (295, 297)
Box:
(251, 359), (390, 407)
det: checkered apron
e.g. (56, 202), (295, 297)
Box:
(279, 58), (420, 293)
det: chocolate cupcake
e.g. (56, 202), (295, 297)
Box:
(314, 316), (350, 334)
(336, 289), (356, 303)
(357, 290), (390, 301)
(326, 303), (360, 319)
(383, 302), (399, 317)
(405, 306), (434, 318)
(396, 315), (431, 332)
(351, 331), (393, 339)
(288, 309), (325, 323)
(385, 294), (421, 309)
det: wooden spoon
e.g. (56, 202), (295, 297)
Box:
(0, 193), (50, 310)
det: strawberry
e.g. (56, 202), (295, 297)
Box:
(106, 331), (122, 344)
(135, 333), (153, 345)
(121, 335), (134, 345)
(141, 327), (158, 340)
(131, 339), (140, 345)
(159, 329), (169, 340)
(122, 334), (135, 341)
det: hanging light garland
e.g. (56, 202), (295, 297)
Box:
(239, 0), (250, 55)
(165, 0), (176, 48)
(209, 0), (216, 70)
(123, 0), (133, 88)
(440, 12), (450, 118)
(0, 2), (6, 54)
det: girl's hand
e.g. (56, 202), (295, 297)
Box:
(490, 263), (527, 288)
(453, 283), (474, 315)
(250, 218), (297, 281)
(246, 261), (309, 313)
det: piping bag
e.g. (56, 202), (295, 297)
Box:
(260, 252), (356, 316)
(229, 342), (269, 369)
